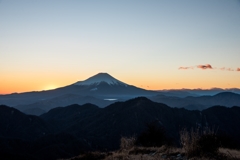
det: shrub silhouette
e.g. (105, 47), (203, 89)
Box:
(73, 152), (105, 160)
(135, 122), (170, 147)
(217, 134), (240, 149)
(198, 133), (219, 155)
(180, 128), (220, 158)
(120, 137), (136, 150)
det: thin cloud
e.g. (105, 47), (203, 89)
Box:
(220, 67), (225, 70)
(178, 66), (193, 70)
(226, 68), (234, 71)
(197, 64), (212, 70)
(179, 64), (239, 72)
(220, 67), (234, 71)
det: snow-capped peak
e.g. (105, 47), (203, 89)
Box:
(74, 73), (128, 86)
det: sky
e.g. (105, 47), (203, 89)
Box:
(0, 0), (240, 94)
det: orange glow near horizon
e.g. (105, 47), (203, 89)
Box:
(1, 72), (240, 94)
(42, 85), (58, 91)
(1, 83), (240, 95)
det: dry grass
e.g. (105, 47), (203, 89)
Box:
(180, 128), (200, 157)
(120, 137), (136, 150)
(180, 127), (219, 158)
(62, 147), (240, 160)
(104, 146), (184, 160)
(62, 133), (240, 160)
(219, 148), (240, 159)
(61, 151), (106, 160)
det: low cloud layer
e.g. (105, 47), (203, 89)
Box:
(179, 64), (239, 72)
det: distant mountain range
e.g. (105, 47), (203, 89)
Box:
(150, 92), (240, 110)
(0, 73), (239, 115)
(156, 88), (240, 97)
(1, 97), (240, 160)
(15, 94), (113, 115)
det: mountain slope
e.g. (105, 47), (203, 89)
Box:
(1, 98), (240, 159)
(0, 105), (50, 140)
(150, 92), (240, 110)
(15, 94), (112, 115)
(0, 105), (92, 160)
(70, 73), (158, 98)
(0, 73), (158, 110)
(187, 92), (240, 107)
(42, 97), (240, 150)
(40, 98), (198, 149)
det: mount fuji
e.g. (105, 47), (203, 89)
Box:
(0, 73), (158, 115)
(69, 73), (157, 98)
(74, 72), (128, 86)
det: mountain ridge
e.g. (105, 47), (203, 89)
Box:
(150, 92), (240, 110)
(1, 97), (240, 159)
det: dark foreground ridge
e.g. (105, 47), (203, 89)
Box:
(0, 97), (240, 160)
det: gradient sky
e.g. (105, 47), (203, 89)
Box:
(1, 0), (240, 94)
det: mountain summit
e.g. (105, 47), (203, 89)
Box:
(74, 73), (128, 86)
(69, 72), (157, 99)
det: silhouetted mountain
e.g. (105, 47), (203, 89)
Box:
(0, 137), (40, 160)
(155, 88), (240, 97)
(177, 88), (240, 96)
(150, 94), (204, 110)
(40, 103), (100, 133)
(202, 106), (240, 140)
(66, 73), (158, 99)
(0, 105), (91, 160)
(150, 92), (240, 110)
(0, 105), (50, 140)
(28, 133), (91, 160)
(1, 98), (240, 159)
(15, 94), (112, 115)
(154, 90), (198, 98)
(41, 103), (99, 121)
(41, 97), (240, 150)
(23, 107), (46, 116)
(39, 97), (197, 150)
(0, 133), (90, 160)
(186, 92), (240, 107)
